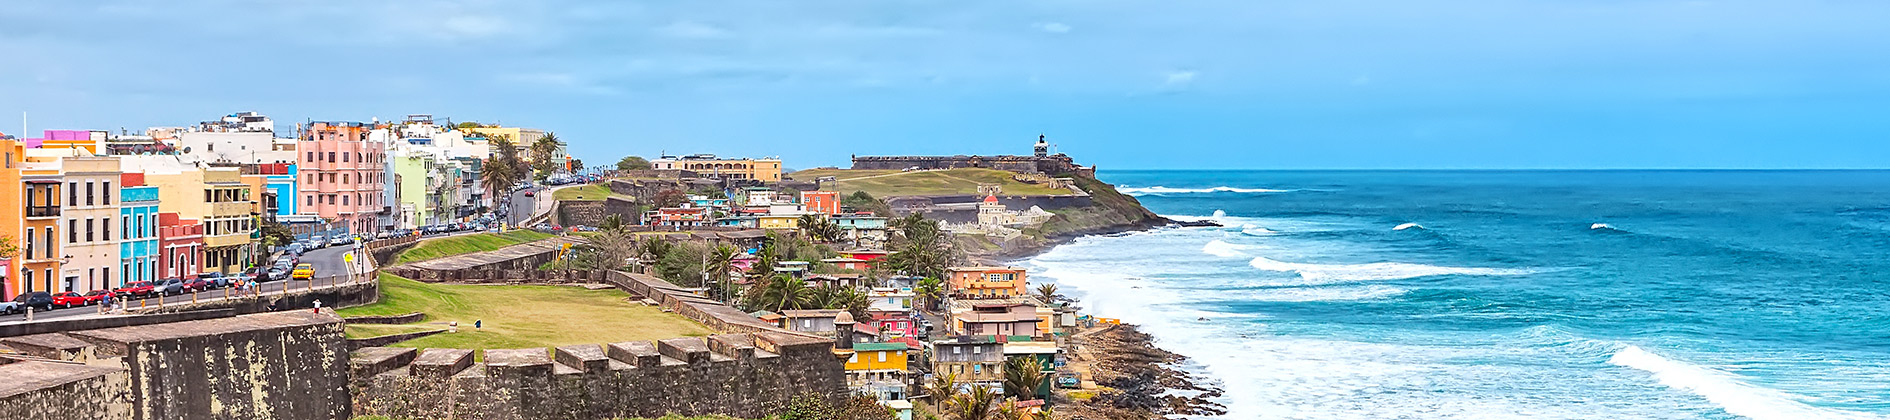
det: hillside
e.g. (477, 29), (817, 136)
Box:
(787, 168), (1071, 197)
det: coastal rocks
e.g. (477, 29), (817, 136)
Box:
(1174, 219), (1222, 227)
(1063, 325), (1226, 420)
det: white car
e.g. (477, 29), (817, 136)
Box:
(0, 301), (19, 315)
(329, 236), (354, 247)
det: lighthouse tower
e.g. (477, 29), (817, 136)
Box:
(1034, 134), (1049, 158)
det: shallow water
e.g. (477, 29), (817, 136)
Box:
(1026, 170), (1890, 420)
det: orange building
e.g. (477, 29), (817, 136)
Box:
(946, 266), (1029, 298)
(19, 154), (63, 295)
(801, 190), (840, 215)
(0, 140), (23, 299)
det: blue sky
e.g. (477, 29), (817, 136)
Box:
(3, 1), (1888, 169)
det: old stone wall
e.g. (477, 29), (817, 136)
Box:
(0, 311), (352, 420)
(351, 331), (843, 420)
(131, 279), (380, 316)
(557, 200), (606, 227)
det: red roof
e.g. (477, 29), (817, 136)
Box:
(888, 337), (923, 348)
(983, 195), (999, 203)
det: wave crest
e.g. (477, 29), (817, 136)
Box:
(1202, 240), (1250, 258)
(1248, 256), (1538, 283)
(1120, 186), (1291, 196)
(1609, 346), (1881, 420)
(1393, 222), (1425, 231)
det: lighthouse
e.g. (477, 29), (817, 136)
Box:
(1034, 134), (1049, 158)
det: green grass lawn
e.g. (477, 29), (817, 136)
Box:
(792, 168), (1071, 197)
(343, 323), (444, 339)
(552, 184), (618, 201)
(338, 273), (712, 350)
(394, 231), (554, 264)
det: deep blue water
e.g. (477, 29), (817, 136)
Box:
(1024, 170), (1890, 419)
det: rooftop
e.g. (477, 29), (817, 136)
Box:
(853, 342), (908, 352)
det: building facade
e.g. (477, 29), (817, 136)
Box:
(299, 121), (386, 235)
(19, 158), (61, 295)
(119, 177), (161, 286)
(157, 213), (203, 281)
(61, 156), (122, 292)
(947, 266), (1029, 298)
(0, 140), (23, 300)
(652, 155), (782, 182)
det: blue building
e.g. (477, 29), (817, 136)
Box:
(265, 168), (298, 219)
(120, 185), (161, 286)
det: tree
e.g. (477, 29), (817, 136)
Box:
(798, 213), (843, 243)
(0, 234), (19, 260)
(530, 133), (563, 182)
(916, 277), (945, 312)
(751, 275), (814, 312)
(482, 133), (523, 200)
(600, 214), (626, 232)
(617, 155), (651, 171)
(640, 237), (673, 262)
(924, 372), (960, 407)
(258, 221), (296, 249)
(706, 244), (738, 301)
(842, 191), (894, 217)
(887, 214), (951, 279)
(653, 189), (687, 209)
(590, 229), (639, 271)
(1003, 356), (1050, 401)
(1035, 284), (1059, 304)
(947, 384), (1003, 420)
(456, 121), (481, 130)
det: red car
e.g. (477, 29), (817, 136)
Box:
(51, 291), (90, 308)
(113, 281), (157, 298)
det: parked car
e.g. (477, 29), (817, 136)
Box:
(523, 191), (535, 197)
(292, 264), (316, 280)
(51, 291), (90, 308)
(114, 281), (157, 298)
(0, 300), (18, 315)
(13, 292), (54, 312)
(157, 278), (186, 296)
(286, 243), (306, 255)
(266, 267), (287, 280)
(181, 278), (213, 293)
(329, 236), (354, 247)
(83, 290), (112, 305)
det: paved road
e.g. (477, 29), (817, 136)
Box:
(503, 186), (543, 227)
(0, 246), (372, 324)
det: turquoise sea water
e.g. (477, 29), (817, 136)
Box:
(1024, 170), (1890, 420)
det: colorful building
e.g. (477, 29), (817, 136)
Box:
(0, 139), (23, 299)
(949, 302), (1042, 337)
(947, 266), (1029, 298)
(801, 191), (840, 215)
(757, 214), (799, 231)
(19, 156), (62, 295)
(845, 342), (910, 401)
(651, 155), (783, 182)
(145, 167), (255, 275)
(59, 156), (122, 292)
(931, 336), (1005, 387)
(299, 121), (386, 235)
(119, 174), (161, 286)
(390, 152), (433, 228)
(157, 213), (203, 281)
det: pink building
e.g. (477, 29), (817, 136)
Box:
(298, 122), (386, 235)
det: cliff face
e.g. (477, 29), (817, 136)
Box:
(963, 175), (1170, 263)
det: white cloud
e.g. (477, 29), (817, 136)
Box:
(1163, 70), (1197, 86)
(1033, 22), (1072, 33)
(656, 21), (731, 39)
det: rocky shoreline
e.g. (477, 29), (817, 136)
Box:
(1060, 324), (1227, 420)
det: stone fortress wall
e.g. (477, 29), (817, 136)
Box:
(850, 154), (1093, 177)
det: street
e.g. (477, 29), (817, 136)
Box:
(0, 246), (371, 324)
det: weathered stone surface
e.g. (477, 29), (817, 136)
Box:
(411, 348), (474, 379)
(0, 333), (95, 361)
(0, 360), (132, 420)
(349, 347), (416, 379)
(555, 344), (609, 373)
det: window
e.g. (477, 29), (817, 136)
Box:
(70, 219), (78, 242)
(86, 182), (95, 206)
(102, 267), (109, 284)
(342, 152), (349, 162)
(328, 152), (335, 163)
(973, 364), (982, 374)
(342, 174), (348, 184)
(69, 182), (77, 205)
(307, 151), (315, 162)
(122, 216), (130, 239)
(45, 228), (54, 258)
(307, 195), (314, 206)
(878, 352), (887, 362)
(342, 195), (349, 206)
(102, 218), (110, 241)
(103, 182), (111, 204)
(953, 347), (962, 354)
(802, 319), (812, 328)
(25, 227), (34, 257)
(972, 346), (982, 354)
(205, 190), (213, 202)
(849, 353), (859, 363)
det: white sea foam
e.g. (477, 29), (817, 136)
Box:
(1247, 285), (1408, 302)
(1609, 346), (1885, 420)
(1119, 186), (1291, 196)
(1592, 223), (1615, 230)
(1393, 222), (1424, 231)
(1249, 256), (1538, 283)
(1212, 209), (1228, 218)
(1202, 240), (1252, 258)
(1240, 225), (1279, 236)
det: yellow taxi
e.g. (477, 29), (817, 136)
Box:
(291, 263), (316, 280)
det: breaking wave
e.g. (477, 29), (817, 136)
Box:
(1240, 225), (1278, 236)
(1393, 222), (1425, 231)
(1120, 186), (1291, 196)
(1248, 256), (1539, 284)
(1609, 346), (1885, 420)
(1591, 223), (1616, 231)
(1202, 240), (1250, 258)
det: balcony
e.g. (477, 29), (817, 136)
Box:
(26, 206), (59, 218)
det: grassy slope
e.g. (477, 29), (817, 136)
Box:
(1034, 175), (1164, 238)
(552, 184), (618, 201)
(338, 273), (713, 349)
(394, 231), (554, 264)
(790, 168), (1068, 197)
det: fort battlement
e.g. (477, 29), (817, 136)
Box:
(0, 311), (352, 420)
(850, 154), (1092, 178)
(350, 330), (842, 419)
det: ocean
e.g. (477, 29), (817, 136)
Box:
(1024, 170), (1890, 420)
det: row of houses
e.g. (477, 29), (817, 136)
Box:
(0, 112), (571, 300)
(645, 187), (892, 248)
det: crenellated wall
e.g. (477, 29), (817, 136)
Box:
(350, 331), (843, 419)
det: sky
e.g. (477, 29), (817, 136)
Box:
(2, 0), (1888, 170)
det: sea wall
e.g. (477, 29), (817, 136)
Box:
(0, 311), (352, 420)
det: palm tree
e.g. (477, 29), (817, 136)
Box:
(640, 237), (673, 262)
(706, 244), (738, 301)
(530, 132), (563, 180)
(797, 213), (843, 243)
(916, 277), (945, 312)
(924, 372), (960, 409)
(1003, 356), (1050, 401)
(1035, 284), (1059, 304)
(949, 384), (1002, 420)
(758, 275), (814, 312)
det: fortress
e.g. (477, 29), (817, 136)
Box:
(851, 135), (1096, 178)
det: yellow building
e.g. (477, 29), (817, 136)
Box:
(947, 266), (1029, 298)
(652, 156), (782, 182)
(464, 126), (560, 162)
(757, 214), (799, 231)
(145, 167), (256, 274)
(845, 342), (910, 401)
(19, 155), (63, 296)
